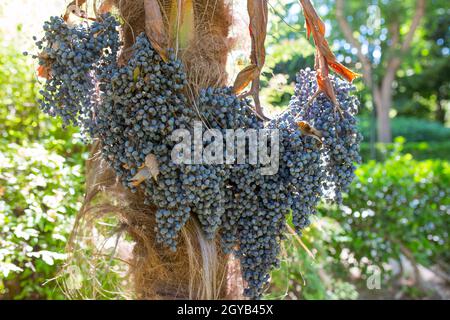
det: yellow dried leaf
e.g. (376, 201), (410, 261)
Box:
(169, 0), (195, 50)
(133, 66), (140, 82)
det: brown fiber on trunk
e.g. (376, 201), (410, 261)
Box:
(115, 0), (233, 91)
(182, 0), (233, 90)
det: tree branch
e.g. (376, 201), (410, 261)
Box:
(381, 0), (426, 102)
(335, 0), (373, 87)
(401, 0), (426, 53)
(389, 20), (400, 51)
(336, 0), (426, 105)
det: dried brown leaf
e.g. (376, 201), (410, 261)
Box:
(314, 50), (338, 106)
(130, 168), (150, 187)
(129, 154), (159, 187)
(232, 64), (259, 94)
(297, 120), (323, 145)
(299, 0), (359, 82)
(98, 0), (114, 14)
(144, 0), (169, 62)
(145, 154), (160, 182)
(247, 0), (268, 68)
(37, 65), (51, 80)
(297, 120), (322, 138)
(37, 51), (52, 79)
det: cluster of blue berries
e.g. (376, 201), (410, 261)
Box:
(229, 69), (362, 297)
(31, 15), (361, 299)
(95, 33), (196, 251)
(283, 68), (363, 203)
(30, 14), (120, 137)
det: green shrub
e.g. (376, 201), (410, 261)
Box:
(0, 42), (86, 299)
(359, 117), (450, 142)
(0, 141), (85, 299)
(267, 218), (358, 300)
(0, 42), (83, 146)
(327, 138), (450, 276)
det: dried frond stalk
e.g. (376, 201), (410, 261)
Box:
(232, 0), (269, 119)
(169, 0), (195, 51)
(248, 0), (268, 69)
(144, 0), (169, 62)
(314, 50), (338, 107)
(299, 0), (359, 82)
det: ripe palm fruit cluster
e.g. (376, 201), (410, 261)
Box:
(32, 14), (120, 136)
(31, 15), (361, 299)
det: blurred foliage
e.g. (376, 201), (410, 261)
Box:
(360, 141), (450, 162)
(394, 2), (450, 123)
(0, 42), (86, 299)
(0, 142), (84, 299)
(327, 138), (449, 276)
(358, 116), (450, 142)
(267, 218), (358, 300)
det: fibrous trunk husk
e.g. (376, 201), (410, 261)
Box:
(114, 0), (233, 91)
